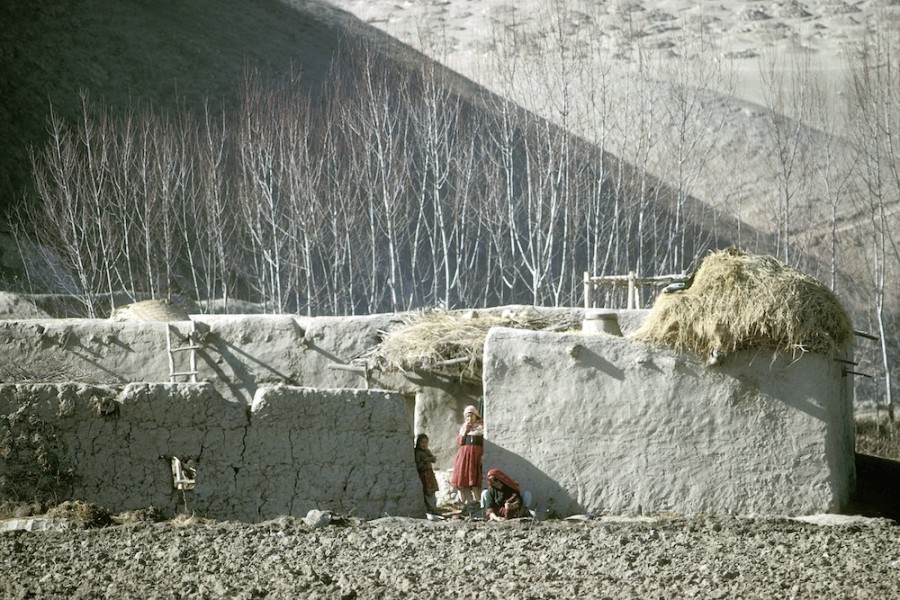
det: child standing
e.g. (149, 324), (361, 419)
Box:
(414, 433), (439, 513)
(449, 405), (484, 509)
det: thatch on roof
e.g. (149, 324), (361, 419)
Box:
(108, 298), (196, 322)
(362, 307), (580, 382)
(631, 248), (853, 357)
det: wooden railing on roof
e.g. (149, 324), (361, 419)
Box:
(583, 271), (688, 309)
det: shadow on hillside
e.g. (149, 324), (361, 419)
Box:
(847, 453), (900, 522)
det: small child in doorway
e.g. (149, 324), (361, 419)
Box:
(415, 433), (439, 514)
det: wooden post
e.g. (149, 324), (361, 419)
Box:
(584, 271), (683, 310)
(627, 272), (636, 309)
(584, 271), (591, 309)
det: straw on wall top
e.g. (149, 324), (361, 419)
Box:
(632, 248), (853, 359)
(363, 307), (578, 382)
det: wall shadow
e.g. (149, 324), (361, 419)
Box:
(195, 334), (294, 403)
(484, 440), (580, 517)
(847, 453), (900, 522)
(574, 347), (626, 381)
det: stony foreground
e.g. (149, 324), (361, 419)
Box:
(1, 513), (899, 599)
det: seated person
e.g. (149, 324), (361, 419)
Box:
(482, 468), (529, 521)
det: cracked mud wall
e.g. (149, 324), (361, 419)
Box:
(0, 315), (402, 401)
(1, 307), (856, 519)
(482, 327), (855, 517)
(0, 382), (423, 521)
(241, 386), (423, 520)
(0, 312), (480, 466)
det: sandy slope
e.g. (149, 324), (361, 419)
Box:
(321, 0), (881, 111)
(319, 0), (898, 239)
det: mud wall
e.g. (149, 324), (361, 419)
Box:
(0, 307), (600, 473)
(0, 314), (406, 401)
(1, 307), (857, 519)
(482, 327), (856, 517)
(0, 313), (481, 471)
(0, 382), (422, 521)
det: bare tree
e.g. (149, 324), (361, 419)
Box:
(22, 100), (128, 317)
(24, 109), (100, 315)
(197, 102), (238, 312)
(806, 80), (854, 293)
(236, 70), (293, 312)
(846, 19), (900, 424)
(105, 103), (142, 302)
(406, 60), (465, 307)
(280, 79), (325, 316)
(759, 43), (818, 266)
(658, 23), (734, 273)
(336, 41), (415, 312)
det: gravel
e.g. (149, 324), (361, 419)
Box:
(2, 513), (899, 599)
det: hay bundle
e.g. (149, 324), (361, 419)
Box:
(109, 298), (193, 322)
(632, 248), (853, 357)
(364, 308), (577, 381)
(46, 500), (113, 528)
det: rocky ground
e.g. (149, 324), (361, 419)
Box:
(1, 508), (899, 599)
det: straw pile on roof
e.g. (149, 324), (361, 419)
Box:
(632, 248), (853, 358)
(108, 299), (193, 322)
(363, 307), (579, 382)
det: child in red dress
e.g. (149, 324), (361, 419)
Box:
(449, 404), (484, 509)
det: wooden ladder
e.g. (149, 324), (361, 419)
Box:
(166, 321), (200, 383)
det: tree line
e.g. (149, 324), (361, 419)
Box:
(15, 38), (718, 318)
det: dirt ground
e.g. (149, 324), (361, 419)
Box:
(1, 510), (898, 599)
(1, 440), (897, 599)
(3, 452), (900, 600)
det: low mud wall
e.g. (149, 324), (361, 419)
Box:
(0, 383), (422, 521)
(483, 328), (856, 517)
(0, 307), (605, 475)
(0, 313), (482, 470)
(1, 307), (856, 519)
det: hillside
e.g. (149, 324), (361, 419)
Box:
(322, 0), (897, 231)
(321, 0), (900, 318)
(1, 0), (896, 323)
(0, 0), (766, 298)
(0, 0), (353, 222)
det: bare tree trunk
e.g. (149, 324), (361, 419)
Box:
(759, 45), (817, 266)
(26, 109), (101, 316)
(237, 70), (291, 312)
(199, 103), (236, 313)
(846, 18), (900, 423)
